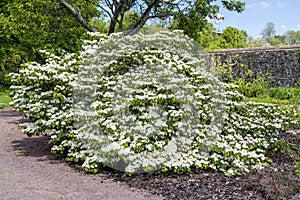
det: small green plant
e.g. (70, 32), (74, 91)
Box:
(18, 150), (29, 156)
(214, 56), (248, 84)
(234, 74), (270, 97)
(249, 131), (300, 199)
(253, 169), (300, 199)
(269, 138), (300, 175)
(216, 58), (234, 83)
(297, 76), (300, 88)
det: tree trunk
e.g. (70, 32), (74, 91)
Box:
(118, 13), (125, 32)
(108, 0), (126, 35)
(58, 0), (98, 32)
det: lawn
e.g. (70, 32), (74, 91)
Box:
(0, 88), (11, 109)
(246, 96), (300, 105)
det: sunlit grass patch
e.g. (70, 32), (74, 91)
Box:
(0, 90), (11, 109)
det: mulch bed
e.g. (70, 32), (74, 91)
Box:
(103, 130), (300, 200)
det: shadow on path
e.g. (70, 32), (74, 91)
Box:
(0, 107), (20, 117)
(11, 135), (66, 165)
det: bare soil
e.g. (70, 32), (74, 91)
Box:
(1, 108), (299, 200)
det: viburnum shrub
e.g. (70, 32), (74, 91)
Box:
(9, 51), (79, 151)
(10, 31), (298, 176)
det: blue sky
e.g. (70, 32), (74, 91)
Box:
(214, 0), (300, 37)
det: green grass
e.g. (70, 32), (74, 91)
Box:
(0, 87), (11, 109)
(245, 96), (300, 105)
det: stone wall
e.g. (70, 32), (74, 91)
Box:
(203, 45), (300, 87)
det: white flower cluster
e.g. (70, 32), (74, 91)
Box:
(10, 31), (298, 176)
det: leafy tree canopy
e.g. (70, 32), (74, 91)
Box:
(259, 22), (289, 46)
(269, 35), (286, 46)
(285, 30), (300, 45)
(60, 0), (245, 37)
(208, 26), (248, 49)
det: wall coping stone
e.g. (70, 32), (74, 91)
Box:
(205, 45), (300, 54)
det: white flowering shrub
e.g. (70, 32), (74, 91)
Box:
(10, 31), (298, 176)
(9, 51), (80, 154)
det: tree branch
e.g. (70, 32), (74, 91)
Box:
(58, 0), (98, 32)
(98, 4), (113, 19)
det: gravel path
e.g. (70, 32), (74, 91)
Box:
(0, 108), (163, 200)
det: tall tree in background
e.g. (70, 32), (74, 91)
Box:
(208, 26), (248, 49)
(60, 0), (245, 37)
(285, 30), (300, 45)
(194, 23), (219, 49)
(269, 35), (286, 46)
(260, 22), (288, 46)
(221, 26), (248, 48)
(261, 22), (276, 42)
(172, 0), (245, 41)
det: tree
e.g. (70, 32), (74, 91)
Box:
(117, 11), (140, 31)
(260, 22), (290, 46)
(59, 0), (245, 36)
(261, 22), (276, 41)
(0, 0), (99, 85)
(208, 26), (248, 49)
(172, 0), (245, 41)
(195, 23), (219, 49)
(285, 30), (300, 45)
(90, 17), (109, 34)
(222, 26), (248, 48)
(89, 11), (141, 34)
(269, 35), (286, 46)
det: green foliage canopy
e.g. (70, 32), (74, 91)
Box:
(285, 30), (300, 45)
(60, 0), (245, 36)
(208, 26), (248, 49)
(171, 0), (245, 42)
